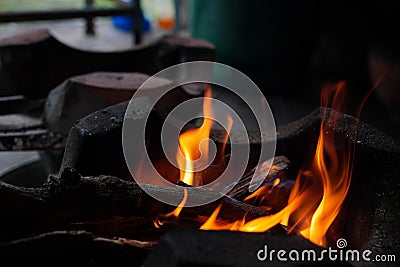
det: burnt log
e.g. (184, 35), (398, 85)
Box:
(0, 167), (267, 242)
(56, 215), (178, 241)
(0, 29), (215, 99)
(0, 230), (151, 267)
(227, 155), (290, 200)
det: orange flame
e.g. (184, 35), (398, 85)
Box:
(154, 188), (188, 228)
(177, 85), (233, 186)
(200, 82), (363, 247)
(177, 86), (214, 186)
(155, 84), (232, 228)
(244, 178), (281, 204)
(200, 204), (246, 231)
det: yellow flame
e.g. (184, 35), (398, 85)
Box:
(177, 86), (214, 186)
(153, 188), (188, 228)
(165, 188), (188, 217)
(200, 204), (246, 231)
(244, 178), (280, 203)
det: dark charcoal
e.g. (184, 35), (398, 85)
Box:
(60, 100), (155, 180)
(144, 228), (351, 267)
(0, 231), (150, 267)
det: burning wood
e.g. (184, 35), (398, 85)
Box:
(226, 155), (290, 200)
(148, 80), (399, 251)
(1, 19), (398, 267)
(51, 75), (399, 254)
(0, 167), (269, 242)
(0, 104), (398, 264)
(195, 82), (366, 247)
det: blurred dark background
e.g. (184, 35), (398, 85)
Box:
(1, 0), (399, 138)
(189, 0), (400, 140)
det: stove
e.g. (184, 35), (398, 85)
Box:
(0, 29), (399, 267)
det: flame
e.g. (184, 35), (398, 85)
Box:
(200, 204), (246, 231)
(177, 85), (233, 186)
(244, 178), (281, 204)
(154, 188), (188, 228)
(154, 84), (232, 228)
(165, 188), (188, 217)
(177, 86), (214, 186)
(200, 81), (364, 247)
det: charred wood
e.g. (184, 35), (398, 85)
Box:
(0, 168), (267, 241)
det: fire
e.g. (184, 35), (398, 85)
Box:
(177, 86), (214, 186)
(154, 188), (188, 228)
(153, 80), (376, 247)
(200, 82), (360, 247)
(176, 85), (232, 186)
(200, 204), (246, 231)
(244, 178), (281, 204)
(154, 84), (231, 227)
